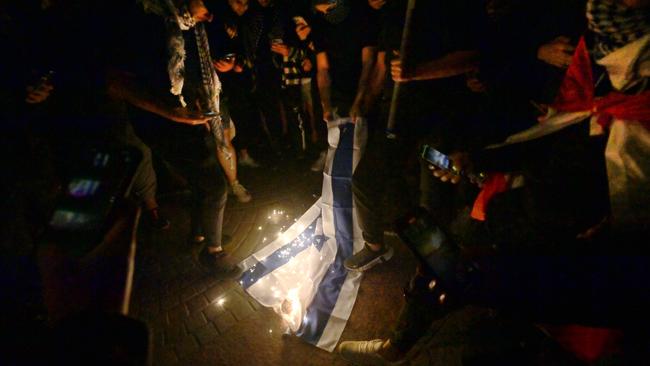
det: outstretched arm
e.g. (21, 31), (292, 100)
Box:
(392, 50), (479, 82)
(106, 68), (209, 125)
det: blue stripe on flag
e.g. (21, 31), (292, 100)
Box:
(297, 124), (355, 344)
(239, 217), (319, 290)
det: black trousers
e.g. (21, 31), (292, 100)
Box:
(221, 74), (261, 151)
(351, 92), (458, 245)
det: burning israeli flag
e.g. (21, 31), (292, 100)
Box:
(238, 118), (367, 351)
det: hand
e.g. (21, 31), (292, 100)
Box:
(214, 57), (236, 72)
(348, 102), (363, 123)
(430, 152), (471, 185)
(323, 110), (334, 123)
(296, 24), (311, 41)
(390, 52), (411, 82)
(25, 81), (54, 104)
(576, 216), (610, 241)
(368, 0), (386, 10)
(225, 24), (238, 39)
(314, 4), (336, 14)
(302, 58), (313, 72)
(271, 43), (290, 57)
(537, 36), (574, 69)
(465, 70), (486, 93)
(164, 107), (210, 125)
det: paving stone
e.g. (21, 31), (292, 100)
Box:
(204, 305), (237, 334)
(185, 310), (208, 333)
(191, 280), (209, 294)
(174, 334), (200, 360)
(164, 325), (185, 346)
(204, 283), (227, 303)
(247, 296), (263, 311)
(224, 290), (256, 321)
(185, 294), (208, 313)
(179, 284), (200, 302)
(167, 304), (189, 326)
(191, 322), (219, 346)
(161, 294), (181, 311)
(155, 348), (178, 366)
(151, 327), (165, 350)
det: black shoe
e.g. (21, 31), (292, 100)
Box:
(344, 243), (394, 272)
(190, 234), (232, 247)
(198, 247), (238, 274)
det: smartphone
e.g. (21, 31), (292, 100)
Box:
(270, 38), (283, 45)
(420, 145), (485, 183)
(222, 53), (236, 62)
(420, 145), (452, 170)
(44, 146), (142, 256)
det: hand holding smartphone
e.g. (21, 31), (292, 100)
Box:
(420, 145), (485, 185)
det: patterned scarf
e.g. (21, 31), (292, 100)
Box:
(587, 0), (650, 59)
(139, 0), (227, 147)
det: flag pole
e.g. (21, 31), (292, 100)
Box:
(385, 0), (418, 139)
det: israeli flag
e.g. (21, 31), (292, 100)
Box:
(238, 118), (367, 351)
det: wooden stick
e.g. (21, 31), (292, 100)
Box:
(386, 0), (418, 139)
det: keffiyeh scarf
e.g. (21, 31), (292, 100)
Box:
(139, 0), (227, 147)
(587, 0), (650, 59)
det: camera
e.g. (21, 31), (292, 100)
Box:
(394, 208), (459, 289)
(43, 145), (142, 256)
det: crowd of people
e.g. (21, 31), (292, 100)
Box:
(2, 0), (650, 364)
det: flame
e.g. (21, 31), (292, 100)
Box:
(280, 288), (303, 332)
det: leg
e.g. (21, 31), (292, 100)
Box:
(351, 136), (388, 247)
(188, 145), (228, 249)
(216, 124), (252, 203)
(344, 131), (400, 271)
(216, 126), (238, 185)
(301, 79), (318, 144)
(114, 121), (169, 229)
(115, 121), (158, 206)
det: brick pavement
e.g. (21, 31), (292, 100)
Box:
(129, 158), (416, 366)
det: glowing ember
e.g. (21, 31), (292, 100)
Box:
(280, 288), (303, 332)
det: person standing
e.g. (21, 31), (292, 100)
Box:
(108, 0), (232, 269)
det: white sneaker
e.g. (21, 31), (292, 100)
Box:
(310, 150), (327, 172)
(337, 339), (404, 365)
(231, 180), (252, 203)
(239, 154), (260, 168)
